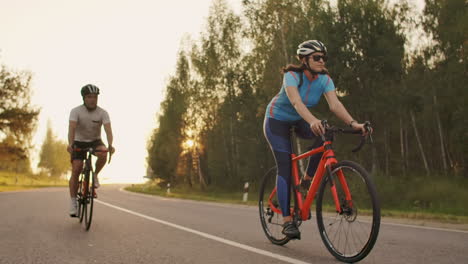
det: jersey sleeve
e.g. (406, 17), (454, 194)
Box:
(69, 108), (78, 122)
(324, 75), (336, 93)
(283, 71), (300, 88)
(102, 110), (111, 124)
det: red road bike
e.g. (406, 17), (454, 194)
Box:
(259, 121), (380, 263)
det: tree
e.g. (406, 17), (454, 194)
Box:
(421, 0), (467, 176)
(38, 122), (70, 178)
(190, 0), (245, 187)
(0, 64), (39, 173)
(331, 0), (408, 174)
(147, 51), (190, 185)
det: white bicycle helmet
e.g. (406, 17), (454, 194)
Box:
(297, 40), (327, 57)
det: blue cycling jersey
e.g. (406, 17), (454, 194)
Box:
(266, 71), (335, 121)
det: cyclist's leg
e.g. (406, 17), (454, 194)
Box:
(93, 140), (108, 175)
(295, 119), (323, 183)
(264, 118), (293, 217)
(69, 160), (84, 197)
(92, 140), (107, 189)
(69, 142), (85, 216)
(264, 118), (300, 238)
(305, 138), (323, 180)
(274, 151), (292, 220)
(69, 141), (86, 197)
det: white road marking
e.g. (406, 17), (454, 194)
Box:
(95, 199), (310, 264)
(381, 221), (468, 234)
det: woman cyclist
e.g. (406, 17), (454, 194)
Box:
(263, 40), (369, 239)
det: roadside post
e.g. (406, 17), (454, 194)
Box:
(243, 182), (249, 202)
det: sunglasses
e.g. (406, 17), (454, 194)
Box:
(311, 55), (328, 62)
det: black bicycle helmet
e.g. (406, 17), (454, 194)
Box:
(81, 84), (100, 97)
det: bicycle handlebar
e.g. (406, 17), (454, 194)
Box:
(73, 147), (109, 153)
(73, 147), (112, 164)
(321, 120), (373, 152)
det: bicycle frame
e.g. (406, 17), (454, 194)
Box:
(75, 147), (110, 175)
(268, 140), (353, 221)
(82, 151), (94, 193)
(75, 148), (95, 193)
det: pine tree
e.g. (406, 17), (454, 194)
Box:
(38, 122), (69, 178)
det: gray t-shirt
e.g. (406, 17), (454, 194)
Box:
(69, 105), (110, 142)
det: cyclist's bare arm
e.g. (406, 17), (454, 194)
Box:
(103, 122), (114, 154)
(68, 120), (77, 153)
(323, 90), (367, 134)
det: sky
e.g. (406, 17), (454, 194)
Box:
(0, 0), (242, 183)
(1, 0), (424, 184)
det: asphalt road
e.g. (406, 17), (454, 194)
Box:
(1, 185), (467, 264)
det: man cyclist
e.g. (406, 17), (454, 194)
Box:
(67, 84), (115, 217)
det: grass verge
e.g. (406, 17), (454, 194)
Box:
(125, 183), (259, 206)
(0, 171), (68, 192)
(126, 181), (468, 225)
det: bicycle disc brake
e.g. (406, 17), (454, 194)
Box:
(341, 198), (358, 222)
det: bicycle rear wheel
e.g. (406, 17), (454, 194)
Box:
(316, 160), (380, 263)
(258, 166), (290, 245)
(83, 170), (95, 231)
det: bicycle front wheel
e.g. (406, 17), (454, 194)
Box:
(83, 170), (95, 231)
(316, 160), (380, 263)
(258, 166), (290, 245)
(77, 176), (84, 223)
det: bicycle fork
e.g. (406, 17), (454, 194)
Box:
(327, 165), (353, 214)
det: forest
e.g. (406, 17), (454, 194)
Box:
(146, 0), (467, 213)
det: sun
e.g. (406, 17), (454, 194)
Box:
(184, 139), (195, 149)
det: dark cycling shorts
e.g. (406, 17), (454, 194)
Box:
(71, 139), (105, 161)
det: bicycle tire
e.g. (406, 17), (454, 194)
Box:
(80, 169), (89, 224)
(77, 178), (84, 222)
(84, 170), (95, 231)
(316, 160), (380, 263)
(258, 166), (291, 245)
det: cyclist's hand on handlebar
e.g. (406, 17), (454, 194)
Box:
(351, 122), (373, 136)
(310, 120), (325, 136)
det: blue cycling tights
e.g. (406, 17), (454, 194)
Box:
(263, 117), (323, 217)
